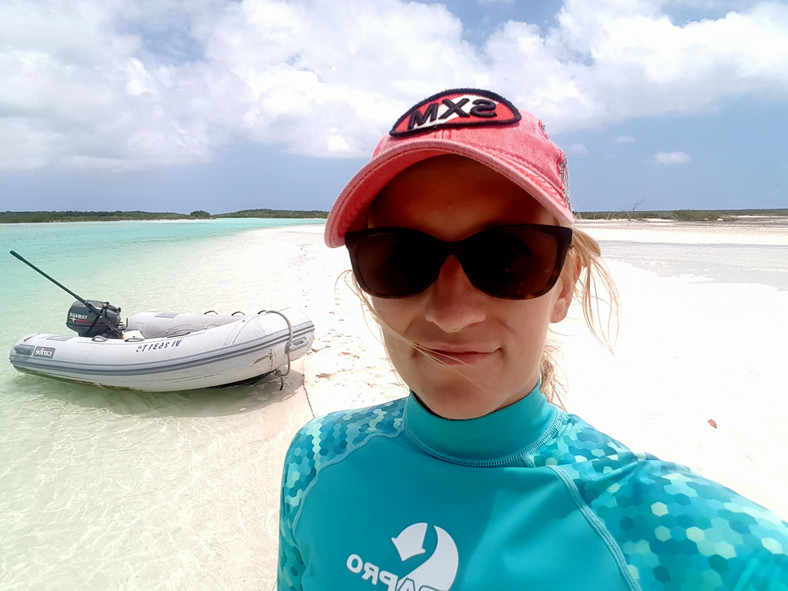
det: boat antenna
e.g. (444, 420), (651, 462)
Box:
(10, 250), (95, 308)
(10, 250), (122, 337)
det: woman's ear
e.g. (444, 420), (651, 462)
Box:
(550, 251), (581, 323)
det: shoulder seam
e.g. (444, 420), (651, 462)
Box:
(548, 464), (642, 591)
(291, 426), (405, 532)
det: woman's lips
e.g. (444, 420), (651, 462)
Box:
(424, 347), (497, 365)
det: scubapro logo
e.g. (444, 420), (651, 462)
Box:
(346, 522), (459, 591)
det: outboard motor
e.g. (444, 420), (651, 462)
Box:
(66, 300), (122, 338)
(9, 251), (125, 339)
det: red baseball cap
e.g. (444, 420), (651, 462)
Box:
(325, 88), (574, 247)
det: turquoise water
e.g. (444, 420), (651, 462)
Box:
(0, 218), (323, 590)
(0, 218), (323, 343)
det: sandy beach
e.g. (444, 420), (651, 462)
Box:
(2, 218), (786, 590)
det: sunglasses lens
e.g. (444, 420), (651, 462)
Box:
(462, 226), (571, 298)
(346, 225), (572, 299)
(347, 229), (445, 297)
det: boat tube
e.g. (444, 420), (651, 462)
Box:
(9, 308), (315, 392)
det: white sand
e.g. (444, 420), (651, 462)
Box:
(225, 220), (788, 587)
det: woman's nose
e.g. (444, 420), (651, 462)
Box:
(423, 256), (486, 333)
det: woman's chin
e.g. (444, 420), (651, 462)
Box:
(413, 384), (505, 420)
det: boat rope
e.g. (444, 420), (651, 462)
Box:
(258, 309), (293, 391)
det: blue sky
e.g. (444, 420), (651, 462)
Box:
(1, 0), (786, 214)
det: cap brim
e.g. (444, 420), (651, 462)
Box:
(324, 138), (573, 248)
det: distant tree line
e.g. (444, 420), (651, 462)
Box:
(575, 208), (788, 221)
(0, 210), (194, 223)
(0, 209), (329, 223)
(215, 208), (328, 219)
(2, 208), (785, 224)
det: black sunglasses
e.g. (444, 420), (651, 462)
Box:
(345, 224), (573, 300)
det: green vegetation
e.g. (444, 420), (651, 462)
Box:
(0, 210), (195, 223)
(575, 208), (788, 221)
(2, 208), (786, 224)
(215, 208), (328, 219)
(0, 209), (328, 223)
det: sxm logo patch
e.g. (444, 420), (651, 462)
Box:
(390, 88), (521, 137)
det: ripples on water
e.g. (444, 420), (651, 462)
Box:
(579, 217), (788, 290)
(600, 241), (788, 290)
(1, 219), (320, 590)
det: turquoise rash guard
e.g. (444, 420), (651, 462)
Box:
(278, 385), (788, 590)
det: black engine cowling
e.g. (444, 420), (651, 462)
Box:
(66, 300), (121, 337)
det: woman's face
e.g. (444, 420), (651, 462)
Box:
(367, 155), (577, 419)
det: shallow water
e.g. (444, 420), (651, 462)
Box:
(600, 241), (788, 290)
(1, 219), (321, 591)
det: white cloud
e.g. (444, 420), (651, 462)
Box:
(0, 0), (236, 171)
(567, 143), (588, 155)
(615, 135), (635, 144)
(654, 151), (691, 165)
(0, 0), (786, 170)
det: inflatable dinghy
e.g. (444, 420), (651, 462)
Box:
(9, 308), (315, 392)
(7, 250), (314, 392)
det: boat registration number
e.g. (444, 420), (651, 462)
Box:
(135, 340), (182, 353)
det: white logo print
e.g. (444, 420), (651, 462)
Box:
(347, 522), (459, 591)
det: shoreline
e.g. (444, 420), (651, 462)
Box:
(576, 217), (788, 245)
(2, 210), (787, 224)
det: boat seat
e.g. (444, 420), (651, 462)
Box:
(125, 312), (243, 339)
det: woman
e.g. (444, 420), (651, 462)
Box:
(278, 89), (787, 590)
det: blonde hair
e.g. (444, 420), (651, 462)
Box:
(542, 227), (619, 407)
(347, 225), (619, 409)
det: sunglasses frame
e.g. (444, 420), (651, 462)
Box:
(346, 223), (573, 300)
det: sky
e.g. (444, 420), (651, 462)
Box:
(1, 0), (786, 215)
